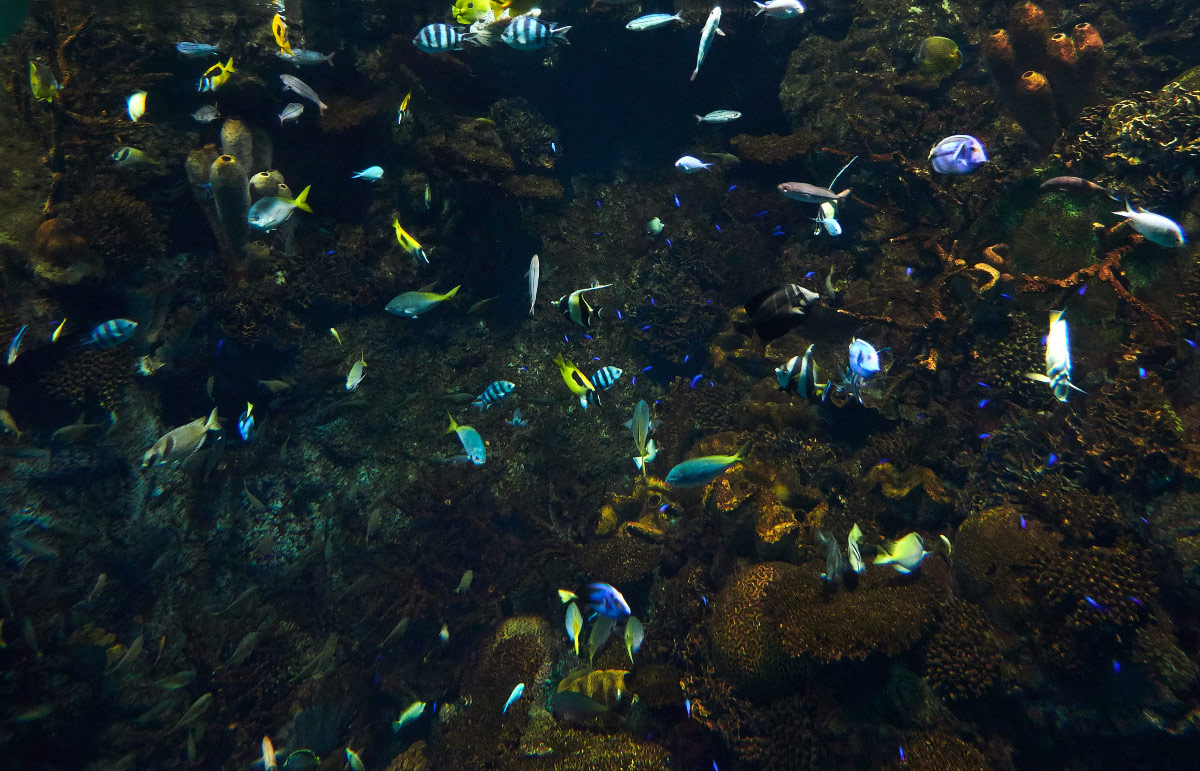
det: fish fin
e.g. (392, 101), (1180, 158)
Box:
(731, 318), (755, 337)
(445, 413), (458, 434)
(1024, 372), (1052, 383)
(1067, 381), (1088, 395)
(690, 69), (699, 82)
(290, 185), (312, 213)
(551, 25), (572, 44)
(204, 407), (221, 432)
(444, 285), (461, 300)
(715, 26), (725, 36)
(733, 440), (752, 462)
(835, 189), (851, 199)
(695, 115), (703, 123)
(326, 52), (336, 66)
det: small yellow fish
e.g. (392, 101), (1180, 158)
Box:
(0, 409), (21, 439)
(565, 601), (582, 656)
(29, 61), (60, 102)
(346, 350), (366, 391)
(392, 217), (429, 263)
(127, 90), (147, 122)
(329, 327), (342, 345)
(553, 354), (596, 410)
(262, 736), (278, 771)
(51, 318), (67, 342)
(271, 14), (293, 56)
(452, 0), (514, 24)
(399, 90), (412, 113)
(199, 57), (236, 92)
(424, 182), (432, 210)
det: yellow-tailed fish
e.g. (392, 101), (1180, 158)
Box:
(198, 58), (236, 92)
(558, 589), (577, 603)
(398, 90), (412, 124)
(914, 36), (962, 77)
(29, 61), (60, 102)
(565, 601), (582, 655)
(624, 615), (644, 662)
(272, 14), (293, 56)
(872, 532), (932, 574)
(392, 217), (429, 263)
(664, 441), (751, 488)
(329, 327), (342, 345)
(262, 736), (278, 771)
(553, 353), (596, 410)
(51, 318), (67, 342)
(345, 350), (366, 391)
(345, 749), (365, 771)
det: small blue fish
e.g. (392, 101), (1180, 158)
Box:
(472, 380), (516, 411)
(87, 319), (137, 349)
(175, 42), (221, 57)
(446, 413), (486, 465)
(674, 194), (681, 207)
(848, 338), (881, 379)
(502, 683), (525, 714)
(592, 366), (624, 390)
(501, 17), (571, 50)
(237, 402), (256, 442)
(928, 134), (987, 175)
(505, 408), (528, 427)
(584, 583), (631, 619)
(352, 166), (384, 182)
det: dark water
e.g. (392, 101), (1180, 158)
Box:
(2, 1), (1200, 769)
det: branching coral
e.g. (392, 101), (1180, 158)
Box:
(43, 348), (135, 410)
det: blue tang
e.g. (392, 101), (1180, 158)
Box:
(928, 135), (987, 175)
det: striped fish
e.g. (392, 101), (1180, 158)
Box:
(501, 18), (571, 51)
(592, 366), (624, 390)
(555, 284), (611, 328)
(775, 344), (826, 402)
(413, 24), (475, 53)
(87, 319), (138, 349)
(472, 380), (516, 411)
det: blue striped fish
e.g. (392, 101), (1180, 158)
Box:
(87, 319), (138, 349)
(472, 380), (516, 411)
(501, 17), (571, 50)
(591, 366), (624, 390)
(413, 24), (474, 53)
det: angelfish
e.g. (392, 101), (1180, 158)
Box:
(690, 6), (724, 82)
(1025, 310), (1084, 401)
(873, 532), (932, 574)
(847, 523), (865, 574)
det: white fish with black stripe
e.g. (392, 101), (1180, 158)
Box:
(591, 366), (624, 390)
(775, 344), (827, 402)
(554, 284), (611, 328)
(472, 380), (516, 411)
(413, 24), (475, 53)
(501, 17), (571, 50)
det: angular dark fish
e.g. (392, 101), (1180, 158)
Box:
(733, 284), (820, 342)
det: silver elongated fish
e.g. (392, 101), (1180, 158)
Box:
(527, 254), (540, 316)
(175, 42), (220, 57)
(696, 109), (741, 124)
(278, 102), (304, 125)
(690, 6), (724, 82)
(7, 324), (28, 366)
(280, 74), (327, 114)
(626, 13), (684, 31)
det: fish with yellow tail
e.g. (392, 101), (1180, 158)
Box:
(1025, 310), (1085, 402)
(397, 91), (413, 124)
(142, 408), (221, 467)
(446, 413), (487, 465)
(248, 185), (311, 231)
(553, 353), (596, 409)
(261, 736), (279, 771)
(872, 532), (932, 574)
(554, 283), (611, 328)
(29, 62), (60, 102)
(198, 58), (236, 92)
(625, 399), (660, 476)
(271, 13), (293, 56)
(392, 217), (429, 263)
(345, 350), (366, 391)
(386, 285), (459, 318)
(665, 441), (750, 488)
(565, 601), (583, 655)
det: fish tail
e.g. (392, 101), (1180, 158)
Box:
(695, 115), (703, 124)
(290, 185), (313, 213)
(445, 413), (458, 434)
(689, 69), (699, 82)
(731, 319), (754, 336)
(224, 57), (236, 73)
(733, 440), (752, 462)
(551, 25), (572, 45)
(326, 52), (336, 66)
(204, 407), (221, 432)
(444, 285), (461, 300)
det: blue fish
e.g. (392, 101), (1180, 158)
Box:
(472, 380), (516, 411)
(87, 319), (138, 349)
(848, 338), (881, 379)
(928, 134), (987, 175)
(592, 366), (624, 390)
(413, 24), (475, 53)
(584, 583), (631, 619)
(506, 408), (528, 428)
(446, 414), (486, 465)
(175, 42), (221, 57)
(502, 683), (525, 714)
(237, 402), (256, 442)
(351, 166), (384, 182)
(665, 442), (750, 488)
(501, 17), (571, 50)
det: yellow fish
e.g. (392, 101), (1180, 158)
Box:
(553, 354), (596, 410)
(272, 14), (293, 56)
(199, 58), (236, 92)
(392, 217), (429, 263)
(29, 61), (61, 102)
(329, 327), (342, 345)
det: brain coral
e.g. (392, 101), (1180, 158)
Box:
(710, 562), (806, 698)
(924, 601), (1005, 702)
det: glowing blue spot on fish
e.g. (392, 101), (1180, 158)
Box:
(899, 747), (906, 762)
(1000, 293), (1013, 300)
(978, 399), (989, 408)
(1047, 453), (1059, 466)
(642, 366), (652, 372)
(728, 185), (737, 192)
(650, 297), (656, 306)
(772, 231), (786, 237)
(684, 699), (692, 716)
(594, 232), (602, 236)
(592, 356), (601, 361)
(519, 366), (528, 371)
(701, 595), (708, 606)
(978, 433), (991, 439)
(689, 374), (702, 389)
(325, 250), (335, 255)
(674, 194), (681, 207)
(631, 376), (636, 385)
(215, 339), (225, 355)
(1138, 367), (1147, 378)
(550, 141), (558, 153)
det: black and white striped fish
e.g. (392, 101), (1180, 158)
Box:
(473, 380), (516, 411)
(500, 17), (571, 51)
(413, 24), (475, 53)
(775, 344), (826, 402)
(554, 284), (611, 328)
(592, 366), (624, 390)
(87, 319), (138, 349)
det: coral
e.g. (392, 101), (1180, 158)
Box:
(1146, 491), (1200, 603)
(29, 217), (101, 284)
(734, 693), (823, 771)
(951, 504), (1057, 615)
(883, 732), (992, 771)
(1076, 373), (1186, 492)
(730, 128), (816, 165)
(924, 601), (1005, 702)
(427, 120), (515, 176)
(501, 174), (563, 200)
(864, 462), (949, 503)
(488, 97), (558, 171)
(709, 562), (806, 698)
(43, 348), (135, 410)
(577, 535), (661, 586)
(66, 191), (162, 276)
(1027, 476), (1123, 545)
(513, 729), (672, 771)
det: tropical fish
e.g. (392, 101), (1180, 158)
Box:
(592, 366), (624, 390)
(626, 399), (658, 475)
(127, 90), (147, 122)
(175, 42), (221, 57)
(154, 670), (197, 690)
(51, 318), (67, 342)
(439, 623), (451, 643)
(28, 62), (60, 102)
(848, 338), (881, 379)
(346, 350), (366, 391)
(633, 439), (658, 472)
(527, 254), (540, 316)
(548, 691), (609, 720)
(501, 17), (571, 50)
(584, 582), (632, 619)
(1039, 176), (1118, 199)
(506, 408), (529, 427)
(690, 6), (724, 82)
(280, 74), (327, 113)
(503, 683), (525, 714)
(198, 58), (236, 92)
(413, 24), (475, 53)
(237, 403), (256, 442)
(813, 200), (842, 236)
(175, 693), (212, 730)
(446, 413), (487, 465)
(352, 166), (384, 182)
(733, 284), (820, 341)
(192, 104), (221, 123)
(696, 110), (742, 124)
(424, 182), (432, 208)
(565, 602), (583, 655)
(386, 285), (460, 318)
(847, 523), (865, 574)
(755, 0), (805, 17)
(345, 749), (365, 771)
(929, 134), (987, 175)
(665, 442), (750, 488)
(553, 353), (596, 409)
(645, 217), (664, 236)
(675, 155), (713, 173)
(271, 13), (293, 56)
(778, 182), (850, 203)
(397, 91), (413, 123)
(588, 615), (615, 664)
(626, 13), (684, 31)
(278, 102), (304, 125)
(473, 380), (515, 410)
(392, 218), (429, 263)
(1025, 310), (1084, 401)
(87, 319), (138, 348)
(555, 284), (611, 328)
(913, 36), (961, 76)
(1112, 201), (1186, 247)
(248, 185), (312, 231)
(258, 379), (293, 393)
(873, 532), (932, 574)
(110, 147), (158, 167)
(452, 0), (509, 24)
(558, 589), (578, 603)
(455, 569), (474, 593)
(0, 410), (22, 439)
(278, 48), (335, 66)
(624, 616), (644, 662)
(393, 701), (426, 732)
(815, 529), (844, 583)
(775, 344), (825, 401)
(142, 408), (220, 466)
(7, 324), (28, 366)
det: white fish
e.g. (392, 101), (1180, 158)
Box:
(847, 523), (865, 574)
(352, 166), (384, 181)
(695, 110), (741, 124)
(633, 439), (658, 472)
(1112, 202), (1186, 247)
(814, 200), (841, 236)
(278, 102), (304, 125)
(192, 104), (221, 123)
(142, 408), (220, 467)
(527, 254), (540, 316)
(502, 682), (525, 714)
(626, 13), (683, 31)
(1026, 310), (1084, 402)
(690, 6), (724, 82)
(565, 601), (583, 655)
(127, 90), (147, 121)
(345, 350), (366, 391)
(7, 324), (28, 366)
(262, 736), (278, 771)
(675, 155), (713, 173)
(873, 532), (932, 574)
(624, 616), (645, 662)
(280, 74), (327, 114)
(754, 0), (805, 17)
(393, 701), (426, 732)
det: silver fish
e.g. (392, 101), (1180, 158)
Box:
(277, 48), (335, 66)
(278, 102), (304, 125)
(527, 254), (540, 316)
(777, 182), (850, 203)
(696, 110), (742, 124)
(690, 6), (725, 82)
(280, 74), (327, 114)
(192, 104), (221, 123)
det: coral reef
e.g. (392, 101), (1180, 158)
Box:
(42, 347), (135, 410)
(924, 601), (1005, 702)
(65, 190), (161, 277)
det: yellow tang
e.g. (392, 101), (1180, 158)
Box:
(272, 13), (293, 56)
(914, 36), (962, 77)
(392, 217), (429, 263)
(29, 61), (61, 102)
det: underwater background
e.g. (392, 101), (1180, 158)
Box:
(3, 0), (1200, 769)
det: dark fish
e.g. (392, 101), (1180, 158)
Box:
(777, 182), (850, 203)
(733, 284), (820, 342)
(548, 691), (609, 721)
(1040, 176), (1118, 200)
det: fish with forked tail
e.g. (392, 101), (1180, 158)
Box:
(142, 408), (220, 467)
